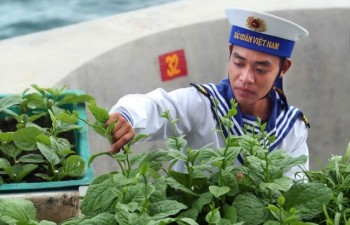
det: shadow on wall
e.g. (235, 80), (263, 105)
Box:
(58, 8), (350, 175)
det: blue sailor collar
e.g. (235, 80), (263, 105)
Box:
(191, 79), (306, 151)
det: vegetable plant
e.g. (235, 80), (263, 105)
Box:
(0, 90), (349, 224)
(0, 85), (94, 184)
(0, 198), (57, 225)
(60, 99), (345, 225)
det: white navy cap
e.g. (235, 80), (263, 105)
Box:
(225, 8), (308, 58)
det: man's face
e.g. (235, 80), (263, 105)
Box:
(228, 45), (282, 107)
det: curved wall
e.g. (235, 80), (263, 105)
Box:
(0, 0), (349, 175)
(61, 8), (350, 175)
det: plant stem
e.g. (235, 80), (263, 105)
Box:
(126, 154), (131, 178)
(116, 160), (126, 175)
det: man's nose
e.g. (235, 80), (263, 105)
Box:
(239, 68), (254, 84)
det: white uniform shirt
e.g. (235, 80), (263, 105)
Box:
(110, 82), (309, 179)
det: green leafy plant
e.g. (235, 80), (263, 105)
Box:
(60, 99), (343, 225)
(0, 85), (94, 184)
(1, 87), (347, 224)
(303, 143), (350, 225)
(0, 198), (57, 225)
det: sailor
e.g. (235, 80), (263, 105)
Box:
(107, 7), (310, 179)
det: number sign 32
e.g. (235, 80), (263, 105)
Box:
(158, 49), (188, 81)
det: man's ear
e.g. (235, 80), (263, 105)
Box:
(229, 44), (233, 57)
(280, 59), (292, 78)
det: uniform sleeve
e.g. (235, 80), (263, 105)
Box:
(283, 118), (309, 180)
(109, 87), (207, 140)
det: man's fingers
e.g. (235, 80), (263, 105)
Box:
(107, 112), (135, 154)
(112, 116), (129, 134)
(106, 113), (120, 126)
(110, 131), (135, 154)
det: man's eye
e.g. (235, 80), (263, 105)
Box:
(234, 62), (243, 67)
(256, 68), (267, 74)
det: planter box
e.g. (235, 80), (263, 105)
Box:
(0, 90), (94, 192)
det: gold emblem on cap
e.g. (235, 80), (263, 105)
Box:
(246, 16), (266, 32)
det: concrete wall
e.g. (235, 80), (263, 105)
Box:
(0, 0), (349, 175)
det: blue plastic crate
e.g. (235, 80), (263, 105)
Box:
(0, 90), (94, 192)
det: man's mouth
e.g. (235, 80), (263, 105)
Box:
(235, 87), (254, 96)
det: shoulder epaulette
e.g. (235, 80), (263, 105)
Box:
(300, 112), (311, 128)
(190, 83), (210, 97)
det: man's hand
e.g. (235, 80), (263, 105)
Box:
(106, 112), (135, 154)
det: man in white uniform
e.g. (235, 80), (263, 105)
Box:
(107, 8), (310, 178)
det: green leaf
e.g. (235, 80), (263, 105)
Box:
(30, 84), (48, 95)
(198, 148), (224, 165)
(129, 152), (147, 167)
(63, 155), (85, 177)
(114, 203), (138, 225)
(49, 137), (72, 156)
(80, 174), (118, 216)
(139, 162), (150, 176)
(57, 109), (79, 124)
(88, 151), (111, 167)
(209, 185), (230, 198)
(206, 208), (221, 224)
(166, 136), (187, 150)
(0, 95), (22, 116)
(38, 220), (57, 225)
(245, 155), (265, 173)
(104, 121), (115, 141)
(13, 127), (43, 151)
(222, 146), (241, 164)
(37, 142), (60, 166)
(0, 158), (11, 169)
(263, 221), (280, 225)
(88, 103), (110, 123)
(259, 176), (292, 193)
(122, 183), (147, 204)
(128, 133), (149, 146)
(223, 203), (237, 223)
(18, 154), (45, 163)
(142, 183), (156, 199)
(342, 141), (350, 163)
(35, 173), (54, 181)
(24, 92), (46, 110)
(62, 212), (116, 225)
(13, 163), (38, 182)
(167, 149), (187, 161)
(221, 170), (239, 196)
(273, 154), (308, 173)
(178, 208), (199, 221)
(192, 192), (213, 212)
(57, 93), (94, 105)
(166, 177), (198, 196)
(0, 143), (22, 159)
(148, 200), (187, 220)
(233, 193), (269, 225)
(36, 134), (51, 146)
(0, 198), (37, 221)
(90, 121), (106, 137)
(178, 218), (199, 225)
(283, 182), (333, 219)
(0, 132), (13, 144)
(141, 149), (172, 171)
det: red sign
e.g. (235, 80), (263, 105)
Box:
(158, 49), (188, 81)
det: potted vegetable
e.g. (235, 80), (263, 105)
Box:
(0, 85), (94, 191)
